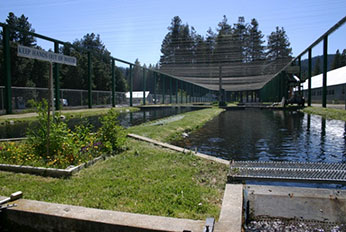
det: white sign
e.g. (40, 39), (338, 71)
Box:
(17, 45), (77, 66)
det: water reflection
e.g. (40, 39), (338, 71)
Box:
(173, 109), (346, 163)
(0, 107), (200, 138)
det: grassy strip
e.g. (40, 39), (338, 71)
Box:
(0, 107), (139, 124)
(127, 107), (224, 142)
(0, 139), (227, 220)
(302, 107), (346, 122)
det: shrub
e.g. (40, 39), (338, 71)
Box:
(97, 108), (126, 154)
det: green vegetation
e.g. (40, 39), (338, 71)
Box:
(302, 107), (346, 122)
(0, 107), (228, 220)
(128, 108), (224, 142)
(0, 102), (126, 168)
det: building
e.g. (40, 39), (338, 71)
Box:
(302, 65), (346, 104)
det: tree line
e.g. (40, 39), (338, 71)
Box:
(159, 16), (292, 73)
(0, 12), (127, 91)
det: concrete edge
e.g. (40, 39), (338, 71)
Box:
(2, 198), (205, 232)
(215, 184), (243, 232)
(0, 155), (104, 178)
(127, 133), (230, 165)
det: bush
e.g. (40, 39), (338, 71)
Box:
(97, 108), (126, 154)
(0, 102), (126, 168)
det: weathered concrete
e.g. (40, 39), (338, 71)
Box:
(127, 133), (229, 165)
(216, 184), (243, 232)
(1, 198), (204, 232)
(0, 156), (104, 178)
(246, 185), (346, 224)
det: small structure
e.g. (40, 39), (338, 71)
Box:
(125, 91), (151, 105)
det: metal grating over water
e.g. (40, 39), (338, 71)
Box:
(228, 161), (346, 184)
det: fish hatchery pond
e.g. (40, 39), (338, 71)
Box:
(173, 109), (346, 163)
(0, 107), (200, 139)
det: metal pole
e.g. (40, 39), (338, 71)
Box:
(3, 25), (12, 114)
(47, 62), (53, 156)
(185, 82), (188, 104)
(175, 79), (178, 104)
(111, 59), (115, 107)
(54, 42), (60, 110)
(170, 77), (172, 104)
(153, 72), (157, 104)
(162, 74), (165, 104)
(180, 81), (183, 104)
(322, 36), (328, 108)
(143, 68), (146, 105)
(87, 51), (92, 108)
(129, 64), (133, 106)
(308, 48), (312, 106)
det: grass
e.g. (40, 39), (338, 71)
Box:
(0, 107), (227, 219)
(0, 139), (228, 220)
(302, 107), (346, 122)
(128, 107), (224, 142)
(0, 106), (139, 124)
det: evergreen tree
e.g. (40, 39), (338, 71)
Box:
(266, 26), (292, 61)
(232, 16), (248, 63)
(214, 15), (232, 63)
(331, 49), (341, 70)
(340, 49), (346, 67)
(5, 12), (36, 46)
(313, 57), (321, 76)
(245, 18), (265, 62)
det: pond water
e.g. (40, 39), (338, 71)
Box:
(173, 109), (346, 163)
(0, 107), (200, 139)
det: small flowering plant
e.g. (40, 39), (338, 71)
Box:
(0, 101), (126, 169)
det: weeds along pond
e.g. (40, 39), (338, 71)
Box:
(0, 107), (201, 139)
(173, 109), (346, 163)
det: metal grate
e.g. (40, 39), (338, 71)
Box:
(228, 161), (346, 184)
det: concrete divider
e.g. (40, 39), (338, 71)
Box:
(2, 198), (205, 232)
(127, 133), (230, 165)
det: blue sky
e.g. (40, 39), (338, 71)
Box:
(1, 0), (345, 67)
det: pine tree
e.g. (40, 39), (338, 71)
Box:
(214, 15), (232, 63)
(340, 49), (346, 67)
(331, 49), (341, 70)
(313, 57), (321, 76)
(6, 12), (36, 46)
(245, 18), (265, 62)
(232, 16), (248, 63)
(266, 26), (292, 61)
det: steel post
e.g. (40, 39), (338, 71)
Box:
(153, 72), (157, 104)
(87, 51), (92, 108)
(308, 48), (312, 106)
(162, 74), (165, 104)
(3, 25), (12, 114)
(170, 77), (172, 104)
(111, 59), (115, 107)
(129, 64), (133, 106)
(322, 36), (328, 108)
(175, 79), (178, 104)
(54, 42), (60, 110)
(143, 69), (146, 105)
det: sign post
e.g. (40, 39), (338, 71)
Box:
(18, 45), (77, 156)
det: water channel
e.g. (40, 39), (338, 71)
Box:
(0, 107), (200, 139)
(173, 109), (346, 163)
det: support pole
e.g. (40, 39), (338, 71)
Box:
(111, 59), (115, 107)
(87, 51), (92, 108)
(170, 77), (173, 104)
(298, 56), (302, 94)
(322, 36), (328, 108)
(308, 48), (312, 106)
(153, 72), (157, 104)
(143, 69), (146, 105)
(162, 74), (165, 104)
(129, 64), (133, 107)
(3, 25), (12, 114)
(185, 82), (188, 104)
(54, 42), (60, 110)
(175, 79), (178, 104)
(180, 81), (183, 104)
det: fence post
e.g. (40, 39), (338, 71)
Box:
(322, 36), (328, 108)
(308, 48), (312, 106)
(3, 25), (12, 114)
(154, 72), (157, 104)
(175, 79), (178, 104)
(170, 77), (172, 104)
(87, 51), (92, 108)
(129, 64), (133, 107)
(162, 74), (165, 104)
(54, 42), (60, 110)
(112, 58), (115, 107)
(143, 68), (146, 105)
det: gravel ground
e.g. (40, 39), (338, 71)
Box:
(245, 219), (346, 232)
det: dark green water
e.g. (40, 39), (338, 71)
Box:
(173, 109), (346, 163)
(0, 107), (199, 139)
